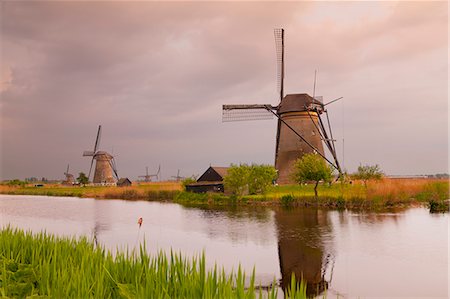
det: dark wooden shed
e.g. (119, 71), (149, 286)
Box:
(186, 166), (228, 193)
(117, 177), (132, 187)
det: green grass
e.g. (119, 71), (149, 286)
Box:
(1, 179), (448, 212)
(0, 227), (308, 298)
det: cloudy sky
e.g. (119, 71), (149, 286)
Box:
(0, 1), (448, 181)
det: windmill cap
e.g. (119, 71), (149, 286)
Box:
(277, 93), (323, 114)
(94, 151), (113, 158)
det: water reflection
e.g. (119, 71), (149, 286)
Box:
(1, 195), (447, 298)
(274, 207), (333, 297)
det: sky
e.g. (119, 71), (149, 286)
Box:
(0, 1), (448, 181)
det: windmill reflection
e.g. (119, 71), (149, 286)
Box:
(92, 199), (111, 247)
(274, 207), (332, 297)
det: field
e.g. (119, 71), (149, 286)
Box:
(1, 179), (448, 211)
(0, 227), (305, 298)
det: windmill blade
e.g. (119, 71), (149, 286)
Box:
(109, 158), (119, 180)
(274, 28), (284, 102)
(93, 125), (102, 153)
(222, 104), (275, 122)
(66, 164), (70, 174)
(88, 157), (95, 180)
(324, 97), (343, 106)
(83, 150), (95, 157)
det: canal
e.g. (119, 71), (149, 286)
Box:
(1, 195), (448, 298)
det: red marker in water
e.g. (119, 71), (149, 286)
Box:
(138, 217), (143, 228)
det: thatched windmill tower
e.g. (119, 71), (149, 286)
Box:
(83, 125), (118, 184)
(223, 29), (342, 184)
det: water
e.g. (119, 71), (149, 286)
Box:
(1, 195), (448, 298)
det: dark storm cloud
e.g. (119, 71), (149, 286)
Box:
(0, 1), (447, 180)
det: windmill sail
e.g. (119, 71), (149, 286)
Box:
(222, 104), (275, 122)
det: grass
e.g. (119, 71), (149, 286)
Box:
(0, 227), (308, 298)
(1, 179), (448, 212)
(0, 182), (182, 200)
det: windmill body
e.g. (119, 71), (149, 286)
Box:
(83, 126), (119, 185)
(63, 164), (75, 185)
(275, 94), (325, 184)
(223, 29), (341, 185)
(92, 151), (116, 184)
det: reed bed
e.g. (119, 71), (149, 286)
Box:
(0, 227), (306, 298)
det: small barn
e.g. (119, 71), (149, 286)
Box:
(117, 177), (132, 187)
(186, 166), (228, 193)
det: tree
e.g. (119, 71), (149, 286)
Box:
(77, 172), (89, 185)
(292, 153), (333, 198)
(223, 164), (250, 197)
(223, 164), (277, 197)
(248, 164), (278, 195)
(352, 164), (383, 188)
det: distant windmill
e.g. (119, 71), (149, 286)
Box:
(171, 169), (185, 182)
(222, 28), (342, 184)
(63, 164), (75, 185)
(139, 165), (161, 182)
(83, 125), (119, 184)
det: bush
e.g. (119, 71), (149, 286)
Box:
(291, 153), (333, 198)
(223, 164), (277, 197)
(6, 179), (26, 187)
(351, 164), (383, 187)
(281, 194), (295, 206)
(181, 177), (196, 191)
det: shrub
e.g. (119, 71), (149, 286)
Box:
(351, 164), (383, 188)
(223, 164), (277, 197)
(291, 153), (333, 198)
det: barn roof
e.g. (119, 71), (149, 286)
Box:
(117, 178), (131, 184)
(197, 166), (229, 182)
(210, 166), (228, 178)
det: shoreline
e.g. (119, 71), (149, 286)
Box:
(1, 178), (448, 213)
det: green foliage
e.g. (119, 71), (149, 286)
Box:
(281, 194), (296, 207)
(6, 179), (27, 187)
(77, 172), (89, 185)
(224, 164), (277, 197)
(0, 227), (305, 298)
(248, 164), (278, 195)
(292, 153), (333, 198)
(352, 164), (384, 187)
(181, 177), (196, 191)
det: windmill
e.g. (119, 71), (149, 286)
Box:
(83, 125), (119, 184)
(171, 169), (185, 182)
(63, 164), (75, 185)
(222, 29), (342, 184)
(139, 165), (161, 182)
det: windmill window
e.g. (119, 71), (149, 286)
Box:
(312, 131), (316, 136)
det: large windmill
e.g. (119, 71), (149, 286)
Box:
(223, 29), (342, 184)
(83, 125), (119, 184)
(139, 165), (161, 182)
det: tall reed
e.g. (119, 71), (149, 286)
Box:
(0, 227), (307, 298)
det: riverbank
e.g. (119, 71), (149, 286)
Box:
(1, 179), (448, 212)
(0, 227), (305, 298)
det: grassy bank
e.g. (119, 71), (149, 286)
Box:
(175, 179), (449, 211)
(1, 179), (448, 212)
(0, 227), (306, 298)
(0, 182), (181, 200)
